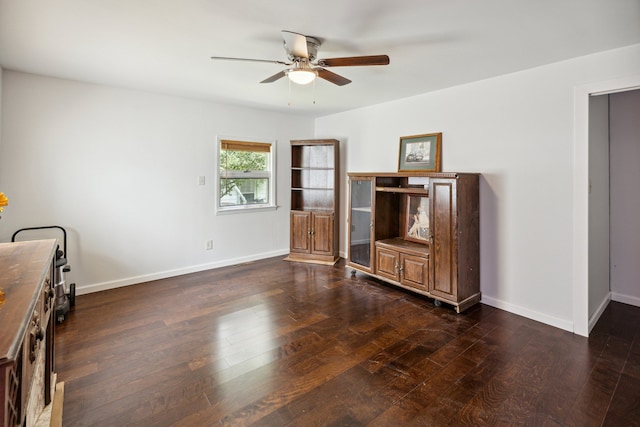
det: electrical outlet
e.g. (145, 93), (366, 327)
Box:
(206, 240), (214, 250)
(198, 176), (206, 186)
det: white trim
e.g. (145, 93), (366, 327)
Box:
(573, 85), (590, 337)
(573, 75), (640, 337)
(612, 292), (640, 308)
(588, 292), (611, 333)
(480, 295), (573, 332)
(75, 249), (290, 296)
(216, 205), (278, 215)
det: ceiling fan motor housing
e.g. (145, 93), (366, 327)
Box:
(285, 36), (320, 61)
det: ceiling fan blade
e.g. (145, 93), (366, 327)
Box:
(281, 30), (309, 58)
(316, 68), (351, 86)
(317, 55), (390, 67)
(211, 56), (290, 66)
(260, 70), (287, 83)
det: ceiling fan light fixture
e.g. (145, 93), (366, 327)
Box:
(287, 69), (317, 85)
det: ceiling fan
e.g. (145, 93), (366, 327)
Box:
(211, 30), (390, 86)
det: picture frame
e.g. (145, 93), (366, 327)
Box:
(398, 132), (442, 172)
(405, 194), (430, 243)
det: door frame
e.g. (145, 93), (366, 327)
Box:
(573, 75), (640, 336)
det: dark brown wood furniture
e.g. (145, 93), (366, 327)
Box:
(0, 240), (57, 427)
(347, 172), (480, 312)
(286, 139), (339, 265)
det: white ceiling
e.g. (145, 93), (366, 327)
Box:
(1, 0), (639, 117)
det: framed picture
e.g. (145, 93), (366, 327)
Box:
(405, 194), (430, 243)
(398, 132), (442, 172)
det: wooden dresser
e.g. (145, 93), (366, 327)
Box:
(0, 240), (57, 427)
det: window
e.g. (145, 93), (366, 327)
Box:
(217, 137), (276, 212)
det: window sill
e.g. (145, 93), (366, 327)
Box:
(216, 205), (279, 215)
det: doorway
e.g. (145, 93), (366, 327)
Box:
(574, 76), (640, 336)
(609, 90), (640, 309)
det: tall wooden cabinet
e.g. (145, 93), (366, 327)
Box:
(347, 172), (480, 313)
(286, 139), (339, 265)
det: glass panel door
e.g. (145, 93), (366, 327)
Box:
(349, 178), (373, 269)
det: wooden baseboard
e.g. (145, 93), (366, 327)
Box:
(49, 382), (64, 427)
(33, 381), (63, 427)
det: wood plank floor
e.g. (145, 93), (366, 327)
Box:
(55, 257), (640, 426)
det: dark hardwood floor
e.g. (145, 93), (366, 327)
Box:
(55, 257), (640, 426)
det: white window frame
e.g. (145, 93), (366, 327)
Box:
(216, 136), (277, 214)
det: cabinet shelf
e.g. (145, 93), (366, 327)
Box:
(293, 207), (334, 212)
(292, 187), (335, 191)
(376, 186), (429, 195)
(291, 143), (336, 169)
(376, 237), (429, 254)
(291, 168), (335, 190)
(292, 167), (335, 171)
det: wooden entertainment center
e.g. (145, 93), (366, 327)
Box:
(0, 240), (59, 427)
(347, 172), (480, 313)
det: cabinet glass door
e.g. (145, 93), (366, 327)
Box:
(349, 178), (373, 269)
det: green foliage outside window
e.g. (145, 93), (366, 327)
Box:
(219, 150), (268, 198)
(220, 150), (267, 171)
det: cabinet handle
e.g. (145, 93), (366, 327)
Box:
(43, 288), (53, 312)
(36, 325), (44, 341)
(30, 332), (38, 362)
(29, 315), (44, 363)
(399, 264), (404, 277)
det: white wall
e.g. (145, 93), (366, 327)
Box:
(610, 89), (640, 306)
(588, 94), (610, 321)
(316, 43), (640, 333)
(2, 45), (639, 334)
(0, 67), (2, 162)
(0, 71), (314, 293)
